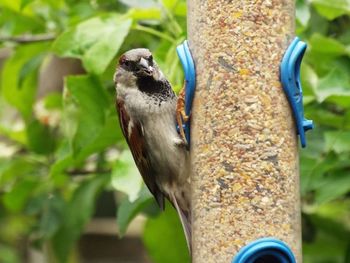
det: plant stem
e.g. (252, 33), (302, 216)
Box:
(133, 24), (176, 43)
(157, 0), (183, 37)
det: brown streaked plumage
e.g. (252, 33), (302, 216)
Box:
(114, 48), (191, 251)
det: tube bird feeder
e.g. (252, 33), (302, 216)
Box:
(186, 0), (306, 262)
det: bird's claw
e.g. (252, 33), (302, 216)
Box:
(176, 87), (190, 146)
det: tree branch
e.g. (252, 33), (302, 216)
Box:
(67, 169), (112, 176)
(0, 34), (56, 44)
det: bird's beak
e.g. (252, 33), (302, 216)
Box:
(139, 58), (154, 76)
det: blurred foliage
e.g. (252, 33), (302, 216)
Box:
(0, 0), (348, 262)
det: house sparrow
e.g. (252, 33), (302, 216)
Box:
(114, 48), (191, 249)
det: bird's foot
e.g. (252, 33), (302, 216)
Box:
(174, 138), (188, 148)
(176, 87), (190, 145)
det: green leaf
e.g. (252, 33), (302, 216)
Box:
(316, 200), (350, 221)
(324, 131), (350, 154)
(52, 15), (132, 74)
(296, 0), (311, 28)
(52, 173), (110, 262)
(49, 141), (74, 179)
(0, 125), (27, 145)
(0, 0), (21, 11)
(111, 150), (143, 202)
(307, 8), (329, 36)
(304, 214), (350, 262)
(310, 34), (347, 56)
(301, 63), (318, 102)
(117, 187), (153, 237)
(161, 0), (187, 16)
(0, 6), (45, 35)
(315, 68), (350, 104)
(51, 114), (123, 178)
(26, 119), (56, 154)
(27, 192), (66, 239)
(119, 0), (157, 8)
(173, 2), (187, 16)
(315, 171), (350, 204)
(128, 7), (162, 21)
(300, 155), (319, 195)
(64, 75), (109, 154)
(301, 152), (344, 195)
(1, 43), (49, 119)
(310, 0), (350, 20)
(43, 92), (63, 110)
(18, 53), (45, 88)
(20, 0), (34, 9)
(76, 114), (124, 162)
(38, 193), (65, 239)
(0, 244), (20, 263)
(3, 178), (38, 212)
(306, 106), (349, 129)
(0, 158), (38, 187)
(143, 204), (190, 263)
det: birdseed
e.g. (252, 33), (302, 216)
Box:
(187, 0), (301, 262)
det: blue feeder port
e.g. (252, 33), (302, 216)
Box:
(280, 37), (314, 148)
(232, 238), (296, 263)
(176, 40), (196, 145)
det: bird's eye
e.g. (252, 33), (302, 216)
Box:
(119, 55), (127, 65)
(148, 55), (153, 66)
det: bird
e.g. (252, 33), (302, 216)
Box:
(114, 48), (191, 250)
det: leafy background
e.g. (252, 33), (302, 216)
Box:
(0, 0), (349, 262)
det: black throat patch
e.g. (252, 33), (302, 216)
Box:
(137, 76), (175, 102)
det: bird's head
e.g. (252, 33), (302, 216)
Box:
(115, 49), (163, 84)
(120, 48), (155, 76)
(115, 49), (174, 102)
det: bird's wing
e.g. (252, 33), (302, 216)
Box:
(116, 98), (165, 210)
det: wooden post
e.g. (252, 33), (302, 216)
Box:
(188, 0), (301, 262)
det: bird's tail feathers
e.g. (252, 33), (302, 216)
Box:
(171, 193), (192, 254)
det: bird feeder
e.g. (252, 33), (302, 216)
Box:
(177, 0), (313, 262)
